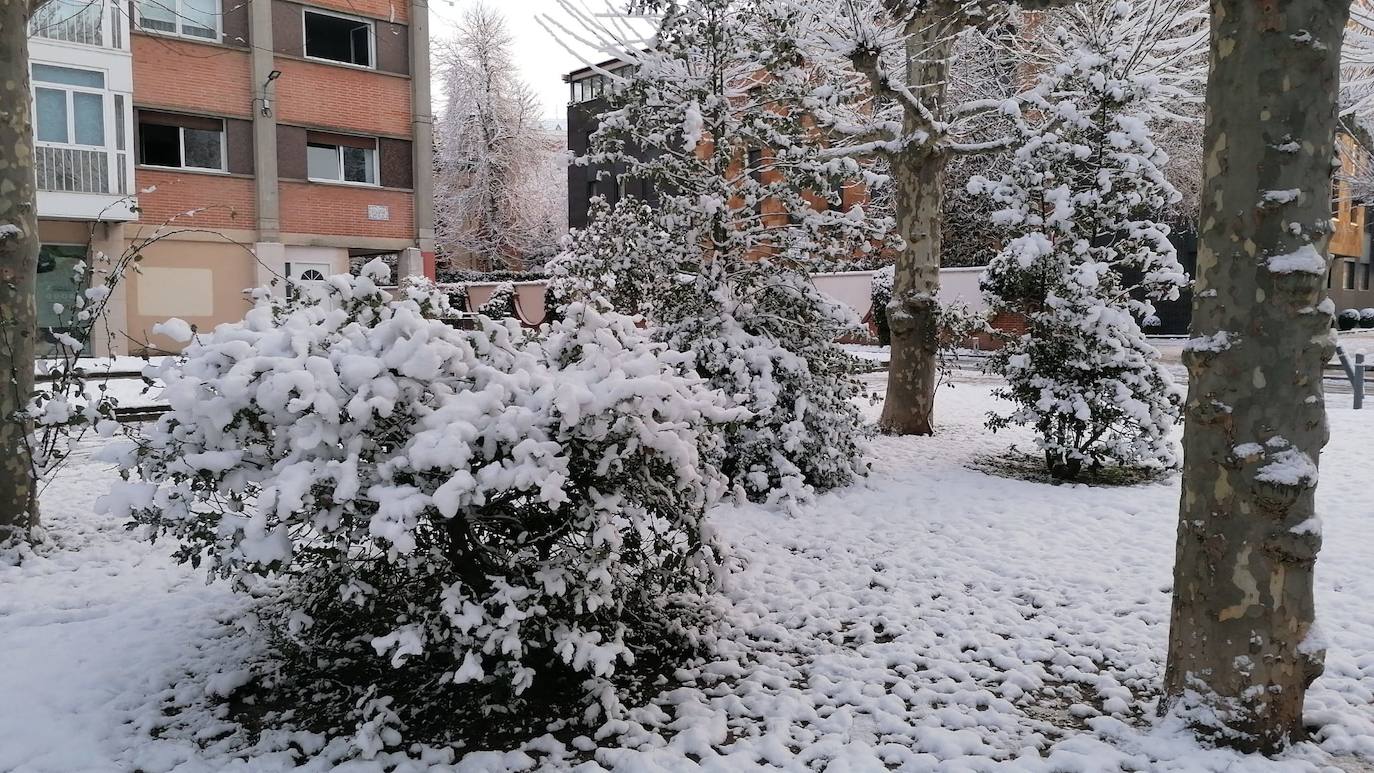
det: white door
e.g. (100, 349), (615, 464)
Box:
(285, 261), (333, 307)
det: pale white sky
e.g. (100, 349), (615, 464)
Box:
(427, 0), (635, 125)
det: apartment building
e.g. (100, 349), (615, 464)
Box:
(28, 0), (436, 355)
(1329, 132), (1374, 310)
(564, 60), (653, 231)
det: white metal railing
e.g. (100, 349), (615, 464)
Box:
(28, 0), (106, 47)
(35, 146), (113, 195)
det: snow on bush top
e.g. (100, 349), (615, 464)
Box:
(100, 260), (738, 744)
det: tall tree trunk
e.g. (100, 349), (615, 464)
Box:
(879, 16), (954, 436)
(880, 147), (946, 435)
(0, 0), (41, 542)
(1161, 0), (1350, 752)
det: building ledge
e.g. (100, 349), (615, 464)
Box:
(38, 191), (138, 222)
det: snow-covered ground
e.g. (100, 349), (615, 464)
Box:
(4, 379), (1374, 772)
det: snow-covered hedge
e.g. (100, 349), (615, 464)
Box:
(1360, 308), (1374, 328)
(101, 262), (734, 744)
(1339, 308), (1362, 331)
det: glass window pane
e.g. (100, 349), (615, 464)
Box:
(136, 0), (176, 31)
(181, 0), (217, 38)
(114, 95), (125, 151)
(182, 127), (223, 169)
(305, 12), (371, 66)
(350, 24), (371, 67)
(342, 146), (374, 184)
(307, 143), (340, 180)
(73, 92), (104, 146)
(35, 89), (68, 144)
(32, 64), (104, 88)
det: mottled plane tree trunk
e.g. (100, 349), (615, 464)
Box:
(1162, 0), (1351, 753)
(0, 0), (42, 542)
(879, 15), (955, 436)
(848, 0), (1072, 436)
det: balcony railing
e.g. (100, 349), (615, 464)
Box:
(35, 146), (123, 195)
(28, 0), (121, 49)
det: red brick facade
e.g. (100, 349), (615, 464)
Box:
(274, 59), (413, 137)
(135, 170), (257, 230)
(280, 182), (414, 238)
(132, 36), (253, 119)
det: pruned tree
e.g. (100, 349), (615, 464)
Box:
(974, 2), (1189, 480)
(434, 3), (566, 272)
(1161, 0), (1352, 752)
(1, 0), (47, 543)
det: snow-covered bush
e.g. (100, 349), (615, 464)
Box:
(1338, 308), (1361, 331)
(656, 261), (869, 508)
(870, 265), (894, 346)
(1360, 308), (1374, 328)
(101, 262), (734, 745)
(476, 280), (517, 319)
(973, 7), (1188, 480)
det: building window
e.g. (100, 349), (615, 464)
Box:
(304, 9), (373, 68)
(138, 113), (225, 171)
(1344, 259), (1357, 290)
(570, 74), (610, 103)
(32, 65), (105, 147)
(747, 149), (763, 184)
(137, 0), (218, 40)
(307, 132), (377, 185)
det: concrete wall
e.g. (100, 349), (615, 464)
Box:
(123, 237), (257, 352)
(444, 268), (990, 327)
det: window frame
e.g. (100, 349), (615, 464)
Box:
(30, 65), (109, 151)
(306, 135), (379, 187)
(137, 116), (228, 173)
(302, 7), (376, 70)
(135, 0), (221, 42)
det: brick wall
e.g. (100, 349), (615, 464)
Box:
(136, 169), (257, 230)
(280, 181), (413, 238)
(306, 0), (407, 23)
(132, 35), (253, 119)
(274, 58), (412, 137)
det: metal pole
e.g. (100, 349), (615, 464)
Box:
(1356, 353), (1366, 410)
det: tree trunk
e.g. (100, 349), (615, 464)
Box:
(0, 0), (41, 542)
(1161, 0), (1350, 752)
(879, 15), (954, 436)
(880, 148), (946, 435)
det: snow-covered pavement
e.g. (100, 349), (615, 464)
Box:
(3, 380), (1374, 772)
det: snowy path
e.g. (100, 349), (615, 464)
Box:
(3, 381), (1374, 771)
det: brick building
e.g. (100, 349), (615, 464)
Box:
(28, 0), (436, 355)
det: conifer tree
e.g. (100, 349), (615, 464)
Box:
(552, 0), (895, 506)
(973, 5), (1189, 480)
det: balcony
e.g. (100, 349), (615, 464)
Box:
(28, 0), (125, 50)
(30, 62), (137, 221)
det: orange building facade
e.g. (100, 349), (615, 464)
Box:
(29, 0), (436, 354)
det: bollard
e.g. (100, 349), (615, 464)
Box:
(1357, 353), (1366, 411)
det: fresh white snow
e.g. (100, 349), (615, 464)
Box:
(4, 380), (1374, 772)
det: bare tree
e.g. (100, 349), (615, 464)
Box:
(1, 0), (47, 543)
(434, 3), (566, 272)
(1161, 0), (1352, 752)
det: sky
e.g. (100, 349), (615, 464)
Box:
(427, 0), (642, 125)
